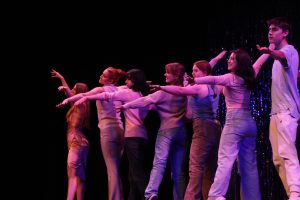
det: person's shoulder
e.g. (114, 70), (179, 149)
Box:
(117, 85), (128, 90)
(222, 73), (234, 78)
(103, 85), (118, 92)
(283, 44), (297, 52)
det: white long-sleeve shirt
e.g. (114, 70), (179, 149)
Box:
(98, 88), (149, 139)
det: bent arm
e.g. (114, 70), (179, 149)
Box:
(51, 69), (72, 97)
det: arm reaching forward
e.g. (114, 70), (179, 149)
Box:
(256, 43), (287, 68)
(56, 87), (105, 108)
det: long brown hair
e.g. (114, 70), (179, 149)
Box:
(66, 83), (91, 130)
(231, 49), (255, 90)
(193, 60), (212, 75)
(165, 62), (185, 86)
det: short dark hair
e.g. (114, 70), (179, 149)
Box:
(126, 69), (150, 96)
(267, 17), (290, 32)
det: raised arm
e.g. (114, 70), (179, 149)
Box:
(51, 69), (72, 97)
(209, 50), (227, 69)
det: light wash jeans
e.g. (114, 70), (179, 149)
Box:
(145, 126), (188, 200)
(208, 109), (261, 200)
(270, 111), (300, 197)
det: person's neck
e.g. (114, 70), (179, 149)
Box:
(276, 39), (288, 50)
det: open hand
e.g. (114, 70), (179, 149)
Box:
(51, 69), (64, 79)
(150, 85), (161, 92)
(56, 99), (69, 108)
(256, 44), (272, 54)
(184, 73), (194, 85)
(58, 86), (68, 92)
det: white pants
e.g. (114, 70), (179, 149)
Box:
(270, 111), (300, 196)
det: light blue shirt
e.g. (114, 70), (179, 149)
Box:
(271, 44), (300, 119)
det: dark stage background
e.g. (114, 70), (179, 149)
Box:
(47, 2), (300, 200)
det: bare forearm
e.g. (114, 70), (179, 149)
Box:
(253, 54), (270, 77)
(209, 50), (227, 69)
(59, 78), (72, 97)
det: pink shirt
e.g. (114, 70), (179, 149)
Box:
(195, 73), (250, 110)
(122, 90), (186, 131)
(98, 88), (149, 139)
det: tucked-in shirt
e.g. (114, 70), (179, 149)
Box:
(98, 88), (149, 139)
(122, 90), (186, 131)
(271, 44), (300, 118)
(195, 73), (250, 111)
(96, 85), (123, 130)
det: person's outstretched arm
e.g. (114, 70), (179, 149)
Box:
(253, 44), (275, 77)
(209, 50), (227, 69)
(256, 43), (287, 68)
(56, 87), (105, 107)
(51, 69), (72, 97)
(194, 73), (232, 86)
(151, 84), (207, 99)
(74, 90), (129, 106)
(119, 91), (162, 110)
